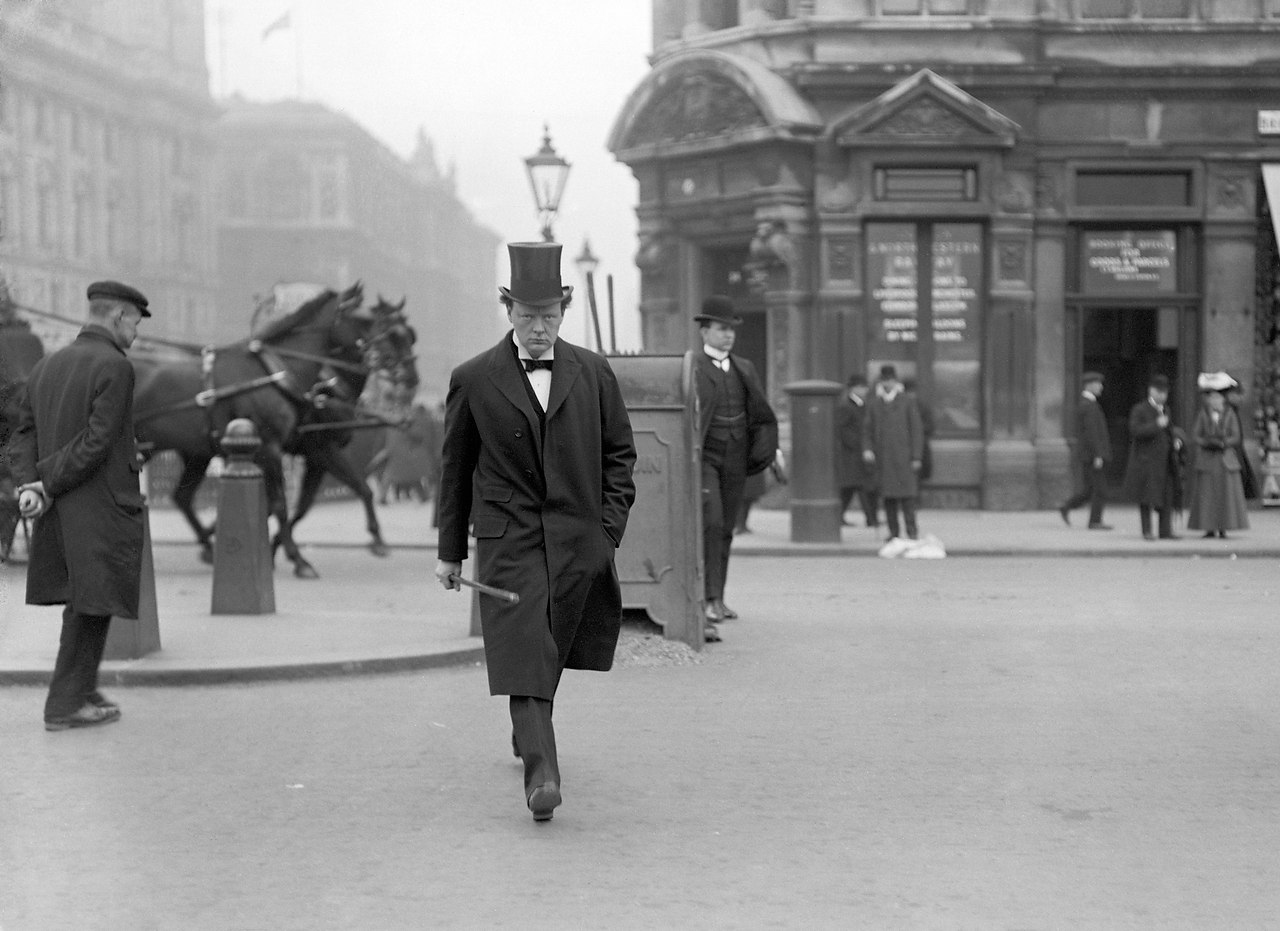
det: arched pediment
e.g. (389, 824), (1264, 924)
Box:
(609, 50), (822, 159)
(830, 69), (1020, 148)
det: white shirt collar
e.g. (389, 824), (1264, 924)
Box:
(703, 346), (729, 363)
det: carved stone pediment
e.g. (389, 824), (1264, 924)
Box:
(831, 69), (1019, 148)
(627, 73), (767, 148)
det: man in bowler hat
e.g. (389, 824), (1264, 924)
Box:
(1059, 371), (1113, 529)
(1123, 372), (1184, 540)
(7, 280), (150, 730)
(435, 243), (636, 822)
(692, 295), (778, 642)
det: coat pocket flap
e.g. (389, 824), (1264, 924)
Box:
(471, 516), (508, 538)
(479, 485), (513, 502)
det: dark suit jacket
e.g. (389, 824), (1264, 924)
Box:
(436, 335), (636, 699)
(692, 351), (778, 476)
(1075, 394), (1112, 464)
(7, 326), (145, 616)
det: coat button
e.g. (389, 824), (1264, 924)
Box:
(515, 431), (522, 438)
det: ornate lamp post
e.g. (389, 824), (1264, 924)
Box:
(574, 237), (604, 352)
(524, 124), (571, 243)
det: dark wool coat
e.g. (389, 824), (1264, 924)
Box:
(437, 335), (636, 700)
(1075, 394), (1112, 464)
(1123, 398), (1182, 508)
(7, 326), (145, 617)
(835, 394), (874, 490)
(865, 385), (924, 498)
(693, 352), (778, 476)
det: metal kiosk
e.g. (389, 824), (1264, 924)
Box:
(610, 353), (704, 648)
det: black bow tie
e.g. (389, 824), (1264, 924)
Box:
(522, 358), (553, 372)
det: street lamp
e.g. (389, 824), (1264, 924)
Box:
(524, 124), (571, 242)
(574, 237), (605, 353)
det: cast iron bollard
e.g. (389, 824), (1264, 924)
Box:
(103, 502), (161, 659)
(211, 419), (276, 614)
(785, 380), (844, 543)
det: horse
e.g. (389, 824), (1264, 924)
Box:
(0, 315), (45, 562)
(276, 295), (420, 557)
(130, 282), (370, 578)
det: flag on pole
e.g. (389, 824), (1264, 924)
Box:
(261, 11), (291, 40)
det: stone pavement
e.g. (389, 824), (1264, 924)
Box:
(1, 497), (1278, 685)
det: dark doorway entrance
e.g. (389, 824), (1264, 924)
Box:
(1078, 305), (1182, 489)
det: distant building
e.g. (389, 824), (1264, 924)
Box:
(0, 0), (219, 351)
(610, 0), (1280, 509)
(214, 98), (503, 401)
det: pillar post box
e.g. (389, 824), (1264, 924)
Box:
(785, 380), (844, 543)
(211, 419), (275, 614)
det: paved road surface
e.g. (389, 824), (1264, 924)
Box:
(2, 556), (1278, 930)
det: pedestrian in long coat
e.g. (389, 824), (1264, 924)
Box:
(1187, 387), (1249, 537)
(864, 364), (924, 539)
(6, 281), (150, 730)
(835, 374), (878, 528)
(1058, 371), (1113, 529)
(435, 243), (636, 822)
(1123, 373), (1184, 540)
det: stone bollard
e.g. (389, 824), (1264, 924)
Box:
(211, 419), (275, 614)
(103, 503), (161, 659)
(785, 380), (844, 543)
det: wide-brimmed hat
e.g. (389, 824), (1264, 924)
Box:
(694, 295), (742, 327)
(87, 280), (150, 317)
(498, 242), (572, 307)
(1196, 371), (1237, 392)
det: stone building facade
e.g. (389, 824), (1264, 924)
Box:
(215, 99), (503, 401)
(0, 0), (219, 350)
(609, 0), (1280, 508)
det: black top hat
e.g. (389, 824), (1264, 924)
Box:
(878, 363), (898, 382)
(694, 295), (742, 327)
(87, 280), (150, 317)
(1081, 371), (1104, 384)
(498, 242), (573, 307)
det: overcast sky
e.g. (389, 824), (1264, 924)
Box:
(206, 0), (653, 351)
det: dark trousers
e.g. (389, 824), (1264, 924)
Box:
(839, 485), (880, 527)
(1063, 463), (1108, 525)
(883, 497), (918, 540)
(510, 696), (559, 797)
(1139, 504), (1173, 537)
(701, 432), (747, 601)
(45, 607), (112, 719)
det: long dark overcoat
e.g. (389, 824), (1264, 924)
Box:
(7, 326), (145, 617)
(835, 395), (873, 490)
(437, 335), (636, 700)
(865, 386), (924, 498)
(1123, 399), (1181, 508)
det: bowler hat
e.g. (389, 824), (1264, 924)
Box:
(498, 242), (573, 307)
(87, 280), (150, 317)
(694, 294), (742, 327)
(1082, 371), (1104, 384)
(878, 363), (898, 382)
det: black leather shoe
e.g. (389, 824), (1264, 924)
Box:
(1159, 533), (1181, 540)
(512, 734), (521, 759)
(718, 600), (738, 620)
(704, 624), (722, 643)
(45, 704), (121, 732)
(528, 782), (561, 822)
(704, 602), (723, 623)
(1087, 523), (1113, 531)
(87, 691), (119, 711)
(1143, 532), (1156, 541)
(1059, 506), (1071, 526)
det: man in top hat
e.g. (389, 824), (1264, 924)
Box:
(434, 243), (636, 822)
(692, 295), (778, 642)
(1058, 371), (1113, 529)
(7, 280), (150, 730)
(1123, 372), (1185, 540)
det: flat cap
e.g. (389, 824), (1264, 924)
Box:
(1081, 371), (1104, 384)
(87, 280), (150, 316)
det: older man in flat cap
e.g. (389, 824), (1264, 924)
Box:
(7, 280), (151, 730)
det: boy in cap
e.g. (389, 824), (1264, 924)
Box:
(7, 280), (150, 730)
